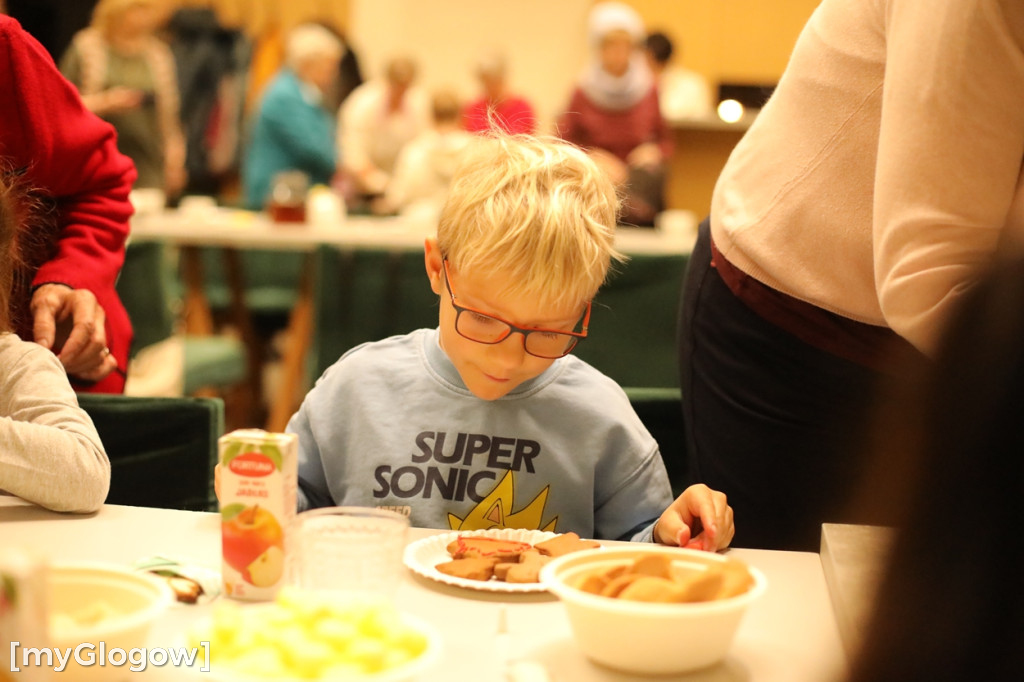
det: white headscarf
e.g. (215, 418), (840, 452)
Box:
(578, 2), (652, 111)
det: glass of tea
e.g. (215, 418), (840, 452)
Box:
(267, 170), (310, 223)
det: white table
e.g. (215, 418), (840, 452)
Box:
(819, 524), (894, 657)
(129, 209), (697, 256)
(128, 210), (697, 430)
(0, 498), (846, 682)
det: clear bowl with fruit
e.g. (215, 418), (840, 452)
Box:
(540, 546), (766, 675)
(188, 588), (442, 681)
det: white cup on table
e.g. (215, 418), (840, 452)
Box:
(294, 506), (410, 598)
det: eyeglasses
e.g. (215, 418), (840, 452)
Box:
(441, 259), (590, 359)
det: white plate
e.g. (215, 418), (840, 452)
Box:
(403, 528), (562, 593)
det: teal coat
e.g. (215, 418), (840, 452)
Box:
(242, 69), (337, 209)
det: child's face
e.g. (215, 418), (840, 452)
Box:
(425, 240), (587, 401)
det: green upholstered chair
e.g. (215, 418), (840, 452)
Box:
(573, 252), (689, 388)
(624, 386), (688, 496)
(307, 247), (688, 390)
(78, 394), (224, 511)
(308, 245), (437, 382)
(118, 241), (247, 394)
(198, 248), (306, 314)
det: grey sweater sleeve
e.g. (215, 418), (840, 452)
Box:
(0, 335), (110, 513)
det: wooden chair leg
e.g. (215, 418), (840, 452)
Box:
(266, 254), (315, 432)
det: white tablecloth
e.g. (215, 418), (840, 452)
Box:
(129, 209), (696, 256)
(0, 498), (846, 682)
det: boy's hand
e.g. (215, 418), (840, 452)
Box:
(654, 484), (734, 552)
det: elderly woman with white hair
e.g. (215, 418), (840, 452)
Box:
(556, 1), (672, 226)
(242, 23), (343, 210)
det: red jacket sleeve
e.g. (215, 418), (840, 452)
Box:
(0, 16), (136, 392)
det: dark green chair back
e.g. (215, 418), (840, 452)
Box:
(199, 247), (306, 314)
(309, 245), (437, 381)
(118, 241), (247, 393)
(573, 253), (689, 388)
(78, 394), (224, 512)
(117, 241), (177, 356)
(624, 386), (688, 496)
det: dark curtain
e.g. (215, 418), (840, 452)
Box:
(5, 0), (98, 62)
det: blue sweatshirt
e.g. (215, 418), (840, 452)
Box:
(288, 328), (671, 542)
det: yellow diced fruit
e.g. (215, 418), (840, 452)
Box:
(313, 617), (359, 650)
(387, 626), (428, 655)
(282, 639), (334, 679)
(346, 637), (388, 672)
(217, 626), (262, 662)
(359, 609), (401, 639)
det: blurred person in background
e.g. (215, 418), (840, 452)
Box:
(242, 22), (342, 211)
(382, 89), (474, 219)
(462, 51), (536, 136)
(60, 0), (185, 202)
(679, 0), (1024, 551)
(845, 253), (1024, 682)
(307, 20), (364, 114)
(557, 1), (672, 226)
(338, 55), (430, 206)
(644, 30), (713, 121)
(1, 15), (135, 393)
(165, 5), (250, 198)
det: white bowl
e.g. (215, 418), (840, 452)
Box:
(48, 562), (175, 681)
(540, 546), (766, 675)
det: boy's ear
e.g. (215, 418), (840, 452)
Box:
(424, 237), (444, 295)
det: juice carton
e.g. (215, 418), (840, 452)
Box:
(219, 429), (297, 601)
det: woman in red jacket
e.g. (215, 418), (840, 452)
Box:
(1, 15), (135, 393)
(557, 2), (672, 227)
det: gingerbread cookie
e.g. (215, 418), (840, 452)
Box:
(503, 550), (551, 584)
(438, 532), (602, 584)
(435, 557), (500, 581)
(572, 553), (755, 603)
(446, 536), (532, 562)
(533, 531), (600, 558)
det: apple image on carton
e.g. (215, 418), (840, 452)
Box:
(222, 504), (285, 586)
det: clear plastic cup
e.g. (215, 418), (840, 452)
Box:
(294, 506), (410, 597)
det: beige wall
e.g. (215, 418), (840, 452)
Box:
(349, 0), (591, 133)
(623, 0), (819, 86)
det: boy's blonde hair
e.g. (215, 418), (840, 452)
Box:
(437, 135), (624, 311)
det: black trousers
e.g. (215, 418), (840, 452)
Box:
(678, 219), (882, 551)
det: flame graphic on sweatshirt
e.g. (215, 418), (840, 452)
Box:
(446, 470), (557, 532)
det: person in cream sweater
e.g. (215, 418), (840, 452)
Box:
(679, 0), (1024, 550)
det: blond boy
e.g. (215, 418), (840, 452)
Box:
(290, 135), (732, 547)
